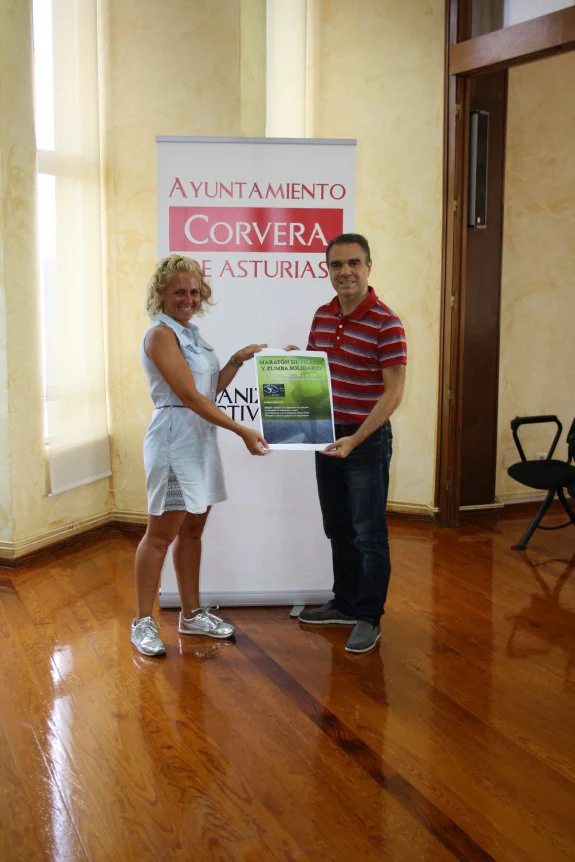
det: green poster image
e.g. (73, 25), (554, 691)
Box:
(254, 350), (335, 450)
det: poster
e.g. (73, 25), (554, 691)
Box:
(255, 350), (334, 450)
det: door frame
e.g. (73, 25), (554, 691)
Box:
(436, 2), (575, 526)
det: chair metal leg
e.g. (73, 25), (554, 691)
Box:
(557, 487), (575, 526)
(512, 490), (556, 550)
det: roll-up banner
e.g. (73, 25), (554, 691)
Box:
(157, 137), (356, 607)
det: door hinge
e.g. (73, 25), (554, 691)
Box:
(446, 477), (452, 492)
(455, 102), (462, 119)
(452, 198), (459, 214)
(450, 294), (456, 309)
(446, 384), (456, 402)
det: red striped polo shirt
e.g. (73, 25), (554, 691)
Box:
(307, 287), (407, 423)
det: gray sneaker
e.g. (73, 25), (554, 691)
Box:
(131, 616), (166, 657)
(178, 608), (235, 639)
(345, 621), (381, 654)
(298, 600), (356, 626)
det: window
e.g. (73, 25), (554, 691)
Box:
(32, 0), (110, 494)
(471, 0), (575, 37)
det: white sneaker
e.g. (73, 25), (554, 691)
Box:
(131, 616), (166, 657)
(178, 608), (235, 639)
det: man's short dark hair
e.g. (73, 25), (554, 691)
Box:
(325, 233), (371, 264)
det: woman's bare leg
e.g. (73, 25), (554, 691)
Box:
(172, 509), (210, 616)
(134, 511), (187, 619)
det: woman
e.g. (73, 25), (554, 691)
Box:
(131, 255), (269, 657)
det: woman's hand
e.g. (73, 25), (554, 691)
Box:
(233, 343), (268, 365)
(284, 344), (301, 351)
(218, 343), (267, 393)
(240, 428), (271, 456)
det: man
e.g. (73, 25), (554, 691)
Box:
(298, 233), (407, 654)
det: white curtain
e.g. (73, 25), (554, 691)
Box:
(33, 0), (110, 494)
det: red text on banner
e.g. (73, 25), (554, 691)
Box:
(169, 206), (343, 254)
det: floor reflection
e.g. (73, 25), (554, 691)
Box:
(429, 529), (497, 857)
(292, 622), (398, 857)
(176, 633), (236, 662)
(506, 551), (575, 685)
(48, 647), (77, 862)
(131, 628), (235, 857)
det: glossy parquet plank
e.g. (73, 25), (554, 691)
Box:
(1, 514), (574, 861)
(164, 626), (448, 862)
(392, 533), (575, 782)
(17, 553), (301, 861)
(233, 612), (572, 862)
(234, 630), (493, 862)
(227, 610), (518, 862)
(0, 588), (90, 861)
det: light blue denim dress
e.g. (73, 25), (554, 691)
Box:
(141, 313), (226, 515)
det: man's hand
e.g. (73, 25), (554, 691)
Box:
(322, 435), (357, 459)
(284, 344), (301, 351)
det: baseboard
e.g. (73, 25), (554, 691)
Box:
(0, 512), (149, 567)
(499, 496), (566, 521)
(0, 513), (112, 565)
(498, 492), (547, 505)
(459, 500), (504, 512)
(159, 590), (333, 609)
(114, 504), (437, 522)
(109, 511), (148, 527)
(388, 501), (436, 519)
(0, 500), (433, 567)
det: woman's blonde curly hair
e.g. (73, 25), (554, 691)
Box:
(146, 255), (213, 318)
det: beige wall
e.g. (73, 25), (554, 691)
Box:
(0, 0), (444, 557)
(240, 0), (266, 137)
(103, 0), (245, 517)
(310, 0), (445, 507)
(497, 51), (575, 500)
(0, 192), (11, 542)
(0, 0), (110, 557)
(106, 0), (444, 517)
(2, 0), (572, 548)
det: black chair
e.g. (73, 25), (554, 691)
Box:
(507, 415), (575, 550)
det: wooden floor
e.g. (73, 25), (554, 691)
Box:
(1, 513), (575, 862)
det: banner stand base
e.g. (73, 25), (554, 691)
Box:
(159, 590), (332, 609)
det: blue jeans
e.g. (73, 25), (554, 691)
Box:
(315, 422), (393, 625)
